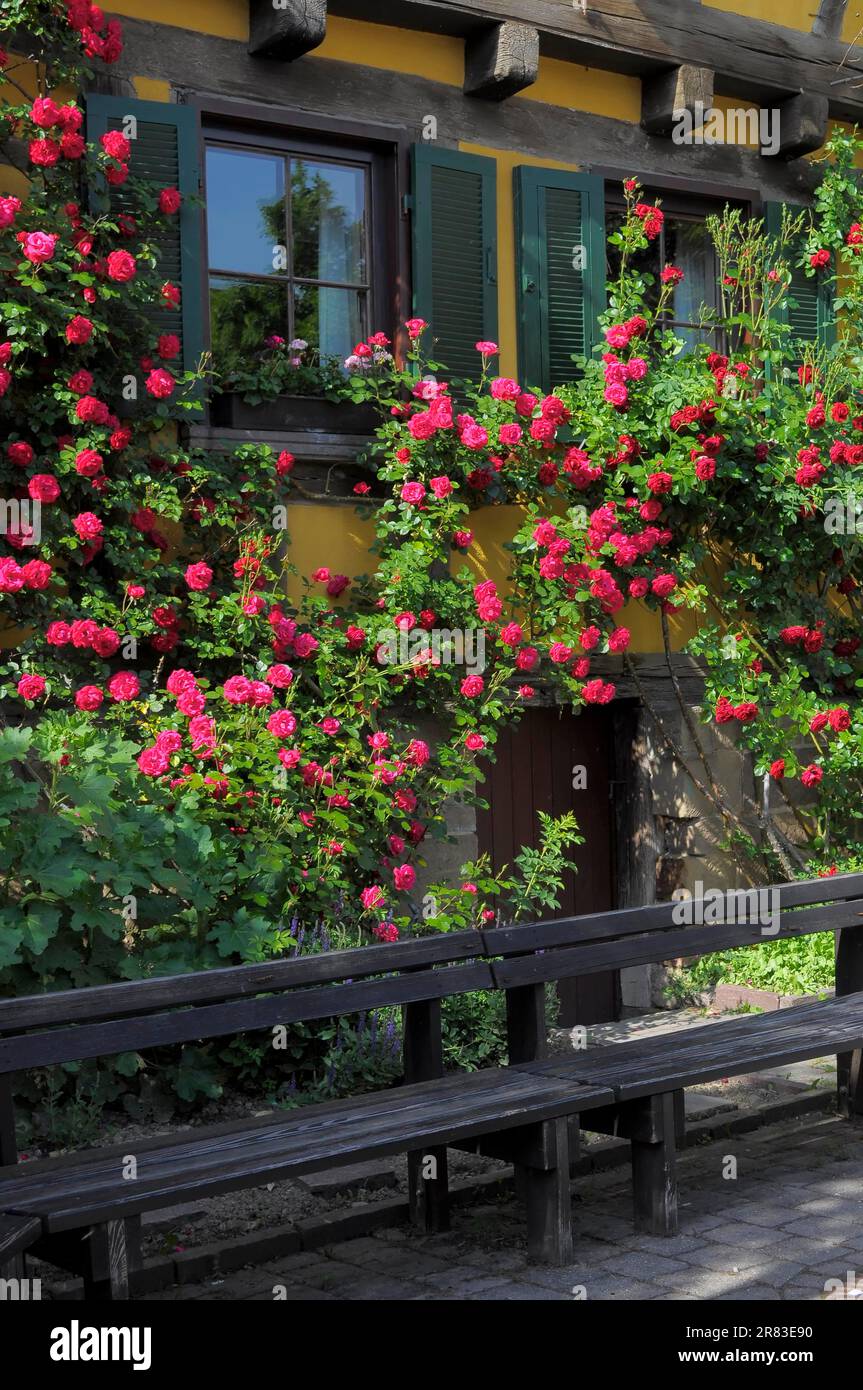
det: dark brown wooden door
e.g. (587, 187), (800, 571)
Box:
(475, 706), (617, 1025)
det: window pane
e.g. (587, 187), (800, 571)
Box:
(293, 284), (365, 362)
(206, 147), (286, 276)
(292, 160), (367, 285)
(665, 217), (718, 326)
(210, 276), (287, 367)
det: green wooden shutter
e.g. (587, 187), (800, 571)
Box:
(515, 167), (606, 392)
(764, 201), (834, 351)
(85, 95), (204, 374)
(411, 144), (498, 379)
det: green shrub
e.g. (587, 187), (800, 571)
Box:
(668, 934), (835, 1005)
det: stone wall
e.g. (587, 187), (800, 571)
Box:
(621, 702), (756, 1010)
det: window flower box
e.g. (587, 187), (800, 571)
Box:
(210, 393), (379, 435)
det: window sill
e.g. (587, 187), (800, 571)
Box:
(188, 420), (378, 497)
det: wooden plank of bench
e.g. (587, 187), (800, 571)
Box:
(0, 1064), (523, 1191)
(1, 1069), (585, 1205)
(0, 962), (495, 1073)
(484, 872), (863, 956)
(0, 1071), (614, 1233)
(490, 900), (863, 988)
(0, 930), (483, 1033)
(519, 991), (863, 1101)
(0, 1068), (527, 1196)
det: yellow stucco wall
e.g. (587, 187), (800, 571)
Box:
(523, 61), (641, 122)
(133, 77), (172, 102)
(282, 506), (377, 605)
(109, 0), (246, 38)
(841, 1), (863, 41)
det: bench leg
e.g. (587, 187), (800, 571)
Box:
(631, 1093), (679, 1237)
(521, 1117), (573, 1266)
(566, 1115), (582, 1177)
(83, 1220), (130, 1301)
(408, 1146), (450, 1233)
(0, 1252), (26, 1284)
(838, 1048), (863, 1119)
(836, 925), (863, 1117)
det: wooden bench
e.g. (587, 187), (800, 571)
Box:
(484, 872), (863, 1237)
(0, 929), (612, 1297)
(2, 871), (862, 1297)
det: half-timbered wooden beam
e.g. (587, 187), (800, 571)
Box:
(248, 0), (327, 61)
(812, 0), (849, 40)
(641, 64), (713, 137)
(328, 0), (863, 122)
(464, 20), (539, 100)
(775, 92), (830, 160)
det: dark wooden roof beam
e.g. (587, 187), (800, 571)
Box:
(775, 92), (831, 159)
(464, 20), (539, 100)
(641, 64), (714, 137)
(327, 1), (863, 121)
(248, 0), (327, 60)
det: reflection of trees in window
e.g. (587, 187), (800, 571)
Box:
(207, 147), (368, 371)
(291, 164), (361, 280)
(210, 280), (284, 368)
(259, 194), (285, 251)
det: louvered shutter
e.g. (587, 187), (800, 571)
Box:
(764, 201), (834, 352)
(411, 145), (498, 379)
(515, 167), (606, 392)
(85, 95), (204, 374)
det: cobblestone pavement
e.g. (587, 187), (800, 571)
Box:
(143, 1113), (863, 1302)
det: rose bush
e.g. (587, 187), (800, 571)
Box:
(0, 9), (586, 1004)
(5, 4), (863, 1076)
